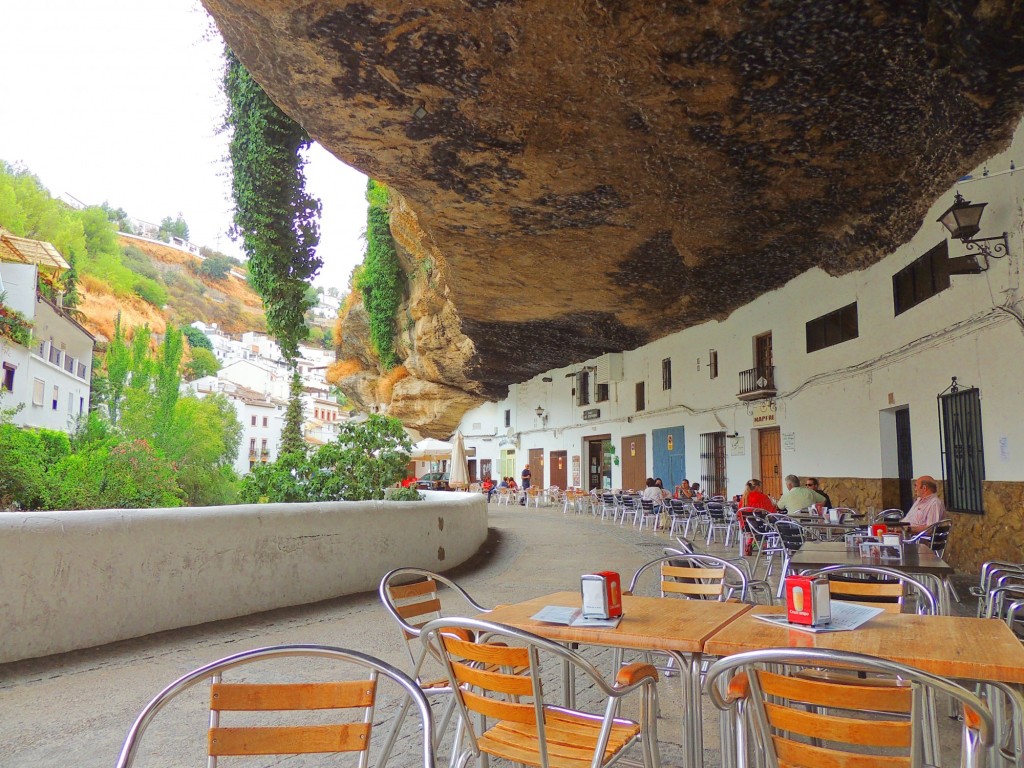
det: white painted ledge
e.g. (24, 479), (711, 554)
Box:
(0, 491), (487, 663)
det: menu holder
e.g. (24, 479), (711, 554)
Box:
(859, 541), (903, 560)
(530, 605), (624, 628)
(754, 600), (885, 634)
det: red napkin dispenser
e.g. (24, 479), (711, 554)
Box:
(581, 571), (622, 619)
(870, 523), (888, 538)
(785, 575), (831, 626)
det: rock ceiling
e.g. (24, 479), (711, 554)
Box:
(203, 0), (1024, 436)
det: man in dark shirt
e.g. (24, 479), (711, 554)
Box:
(520, 464), (532, 505)
(805, 477), (832, 509)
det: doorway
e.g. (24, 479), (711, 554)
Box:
(895, 407), (914, 512)
(652, 425), (685, 492)
(758, 427), (782, 500)
(621, 433), (647, 492)
(755, 332), (773, 380)
(528, 448), (545, 487)
(585, 435), (612, 491)
(699, 431), (728, 497)
(550, 450), (568, 489)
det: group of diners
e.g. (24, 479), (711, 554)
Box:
(739, 473), (947, 534)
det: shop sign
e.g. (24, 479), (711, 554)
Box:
(582, 408), (601, 420)
(752, 400), (777, 426)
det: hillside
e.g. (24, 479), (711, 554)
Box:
(78, 235), (267, 341)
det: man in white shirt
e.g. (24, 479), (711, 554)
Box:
(902, 476), (947, 534)
(776, 474), (825, 512)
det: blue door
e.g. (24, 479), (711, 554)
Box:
(652, 426), (685, 491)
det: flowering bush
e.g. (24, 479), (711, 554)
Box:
(0, 293), (32, 347)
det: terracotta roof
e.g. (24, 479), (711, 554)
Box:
(0, 230), (70, 271)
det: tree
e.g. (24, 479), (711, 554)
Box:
(223, 48), (321, 363)
(197, 253), (232, 280)
(100, 202), (133, 233)
(305, 414), (412, 501)
(181, 325), (213, 351)
(105, 315), (131, 425)
(185, 347), (221, 380)
(279, 369), (306, 457)
(157, 214), (189, 242)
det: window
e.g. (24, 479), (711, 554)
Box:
(38, 340), (46, 358)
(2, 363), (14, 392)
(251, 415), (257, 426)
(64, 354), (75, 373)
(635, 381), (645, 412)
(262, 416), (268, 427)
(699, 431), (728, 497)
(806, 302), (859, 353)
(261, 438), (268, 454)
(939, 385), (985, 514)
(709, 349), (719, 379)
(596, 382), (609, 402)
(32, 378), (44, 406)
(249, 438), (257, 454)
(51, 384), (59, 410)
(662, 358), (672, 390)
(504, 409), (511, 428)
(67, 392), (74, 414)
(77, 362), (86, 379)
(576, 371), (591, 406)
(79, 397), (84, 415)
(893, 241), (951, 315)
(49, 345), (62, 367)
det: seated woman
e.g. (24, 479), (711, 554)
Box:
(675, 479), (695, 500)
(641, 477), (665, 510)
(654, 477), (671, 500)
(740, 478), (774, 512)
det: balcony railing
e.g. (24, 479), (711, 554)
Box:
(737, 365), (776, 401)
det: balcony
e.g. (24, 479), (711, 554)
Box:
(737, 365), (776, 401)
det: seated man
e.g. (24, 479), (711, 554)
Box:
(901, 475), (947, 534)
(805, 477), (832, 509)
(776, 474), (825, 513)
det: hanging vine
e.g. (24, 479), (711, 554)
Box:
(357, 179), (402, 371)
(222, 48), (321, 363)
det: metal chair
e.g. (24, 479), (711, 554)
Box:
(971, 560), (1024, 617)
(767, 517), (808, 598)
(627, 553), (752, 603)
(906, 519), (960, 604)
(705, 647), (993, 768)
(114, 644), (436, 768)
(379, 568), (491, 765)
(880, 508), (906, 524)
(421, 617), (661, 768)
(704, 501), (732, 545)
(667, 498), (696, 537)
(668, 539), (773, 605)
(800, 565), (940, 615)
(638, 498), (661, 532)
(619, 494), (640, 526)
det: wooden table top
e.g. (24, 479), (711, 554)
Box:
(790, 542), (954, 575)
(703, 606), (1024, 684)
(484, 591), (753, 653)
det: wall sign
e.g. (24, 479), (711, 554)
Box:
(752, 400), (777, 427)
(729, 436), (745, 456)
(572, 455), (581, 487)
(582, 408), (601, 420)
(782, 432), (797, 452)
(630, 441), (636, 457)
(667, 435), (674, 450)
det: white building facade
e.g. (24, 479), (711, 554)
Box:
(454, 121), (1024, 573)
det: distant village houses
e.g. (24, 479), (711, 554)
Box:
(0, 230), (94, 434)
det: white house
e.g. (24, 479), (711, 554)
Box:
(0, 232), (94, 433)
(185, 376), (286, 475)
(218, 358), (289, 401)
(452, 119), (1024, 572)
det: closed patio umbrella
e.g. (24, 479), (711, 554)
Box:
(449, 431), (469, 489)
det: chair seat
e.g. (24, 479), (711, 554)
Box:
(479, 709), (641, 768)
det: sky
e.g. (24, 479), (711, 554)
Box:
(0, 0), (368, 290)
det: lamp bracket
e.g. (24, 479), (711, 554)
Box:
(961, 232), (1009, 270)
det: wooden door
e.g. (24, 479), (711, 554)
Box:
(755, 332), (773, 378)
(550, 450), (568, 489)
(759, 427), (782, 500)
(528, 448), (544, 488)
(621, 434), (647, 492)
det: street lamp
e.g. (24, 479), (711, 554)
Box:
(936, 192), (1010, 273)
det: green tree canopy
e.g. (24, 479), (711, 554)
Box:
(185, 347), (221, 380)
(181, 325), (214, 351)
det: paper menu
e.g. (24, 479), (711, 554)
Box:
(753, 600), (885, 633)
(530, 605), (623, 628)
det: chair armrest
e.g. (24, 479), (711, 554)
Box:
(616, 662), (659, 687)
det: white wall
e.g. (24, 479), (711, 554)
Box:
(458, 119), (1024, 498)
(0, 493), (487, 663)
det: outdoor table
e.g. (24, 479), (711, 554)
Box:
(704, 607), (1024, 768)
(484, 590), (753, 768)
(789, 541), (955, 613)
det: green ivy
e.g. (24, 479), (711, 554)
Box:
(0, 292), (33, 347)
(357, 180), (402, 370)
(223, 48), (321, 363)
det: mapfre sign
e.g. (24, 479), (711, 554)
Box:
(752, 400), (777, 427)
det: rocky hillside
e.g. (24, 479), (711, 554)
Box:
(78, 235), (266, 342)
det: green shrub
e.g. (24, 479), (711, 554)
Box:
(385, 486), (422, 501)
(357, 180), (403, 370)
(133, 276), (168, 307)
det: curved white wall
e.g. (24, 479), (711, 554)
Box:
(0, 492), (487, 663)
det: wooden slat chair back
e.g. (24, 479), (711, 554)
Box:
(114, 645), (435, 768)
(422, 617), (661, 768)
(801, 566), (939, 615)
(705, 648), (993, 768)
(626, 554), (749, 602)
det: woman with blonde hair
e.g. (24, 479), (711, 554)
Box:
(741, 478), (774, 512)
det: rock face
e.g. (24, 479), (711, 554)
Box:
(203, 0), (1024, 435)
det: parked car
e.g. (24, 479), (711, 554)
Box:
(416, 471), (451, 491)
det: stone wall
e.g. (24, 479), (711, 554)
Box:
(0, 493), (487, 664)
(809, 477), (1024, 575)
